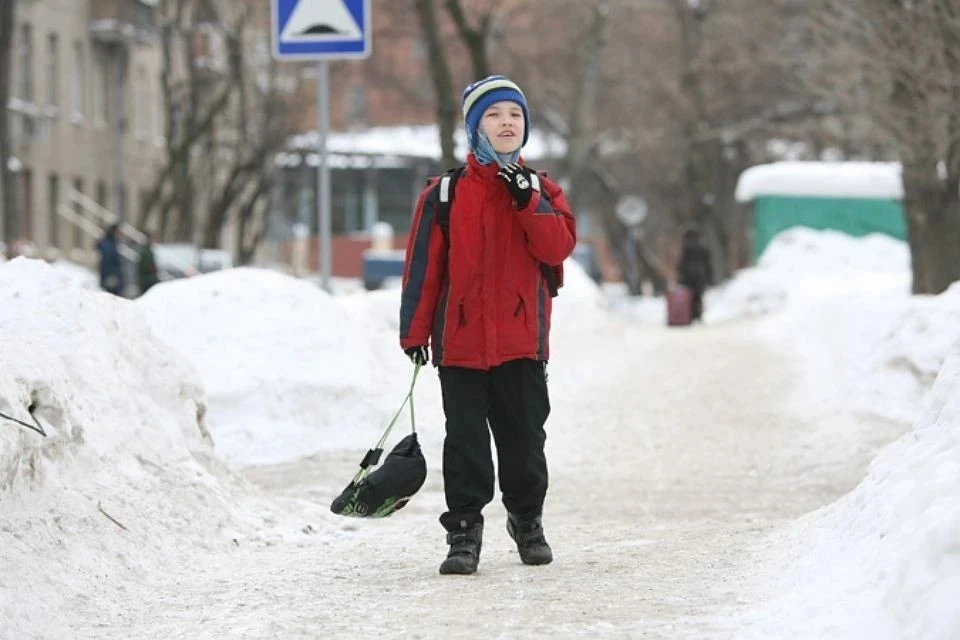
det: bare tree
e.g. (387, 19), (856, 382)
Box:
(558, 0), (610, 209)
(414, 0), (508, 170)
(143, 0), (296, 261)
(803, 0), (960, 294)
(444, 0), (495, 81)
(0, 0), (15, 245)
(414, 0), (458, 169)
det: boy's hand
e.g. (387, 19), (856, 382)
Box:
(497, 163), (535, 209)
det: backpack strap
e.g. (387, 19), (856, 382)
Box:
(435, 166), (465, 243)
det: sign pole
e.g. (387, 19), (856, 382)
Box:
(273, 0), (371, 291)
(317, 60), (332, 293)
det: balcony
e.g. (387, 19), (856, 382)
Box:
(89, 0), (157, 45)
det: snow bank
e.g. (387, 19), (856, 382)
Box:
(705, 227), (911, 324)
(735, 228), (960, 423)
(50, 259), (98, 289)
(137, 268), (413, 466)
(735, 161), (904, 201)
(735, 228), (960, 638)
(747, 348), (960, 640)
(0, 258), (243, 637)
(779, 282), (960, 424)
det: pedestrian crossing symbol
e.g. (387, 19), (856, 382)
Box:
(272, 0), (371, 60)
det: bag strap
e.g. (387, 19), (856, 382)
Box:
(353, 362), (422, 482)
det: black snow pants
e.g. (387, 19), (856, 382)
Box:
(437, 358), (550, 532)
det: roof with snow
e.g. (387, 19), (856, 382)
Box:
(276, 125), (568, 169)
(735, 161), (904, 202)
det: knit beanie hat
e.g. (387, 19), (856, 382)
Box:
(461, 75), (530, 150)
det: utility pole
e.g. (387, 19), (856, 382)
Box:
(0, 0), (16, 247)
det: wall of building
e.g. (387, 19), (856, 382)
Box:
(9, 0), (165, 261)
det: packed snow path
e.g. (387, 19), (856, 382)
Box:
(68, 317), (903, 639)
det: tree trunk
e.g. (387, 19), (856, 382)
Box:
(561, 0), (609, 210)
(445, 0), (491, 81)
(414, 0), (458, 170)
(902, 164), (960, 294)
(0, 0), (15, 245)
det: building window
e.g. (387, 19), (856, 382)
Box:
(48, 174), (60, 249)
(46, 33), (59, 109)
(72, 178), (84, 248)
(18, 24), (33, 102)
(412, 38), (427, 59)
(93, 46), (109, 126)
(156, 74), (165, 144)
(348, 84), (367, 124)
(96, 180), (109, 212)
(71, 41), (84, 122)
(135, 65), (148, 140)
(116, 183), (127, 219)
(19, 169), (34, 240)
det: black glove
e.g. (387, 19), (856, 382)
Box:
(497, 163), (535, 210)
(404, 345), (429, 366)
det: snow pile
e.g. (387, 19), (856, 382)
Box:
(0, 258), (258, 638)
(50, 259), (98, 289)
(705, 227), (910, 324)
(747, 348), (960, 640)
(137, 268), (414, 466)
(558, 255), (604, 302)
(777, 282), (960, 424)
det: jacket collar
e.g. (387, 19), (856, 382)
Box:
(466, 153), (524, 180)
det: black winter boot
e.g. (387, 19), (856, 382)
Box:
(439, 520), (483, 575)
(507, 512), (553, 566)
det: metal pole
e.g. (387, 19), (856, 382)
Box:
(116, 44), (126, 221)
(317, 60), (331, 292)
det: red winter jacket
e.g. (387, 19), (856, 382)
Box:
(399, 154), (577, 370)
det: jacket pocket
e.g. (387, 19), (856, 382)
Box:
(443, 296), (482, 362)
(513, 294), (528, 330)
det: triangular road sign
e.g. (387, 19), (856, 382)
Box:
(281, 0), (362, 42)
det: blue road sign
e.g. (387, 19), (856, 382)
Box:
(272, 0), (371, 61)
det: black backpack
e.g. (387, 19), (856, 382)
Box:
(431, 166), (561, 298)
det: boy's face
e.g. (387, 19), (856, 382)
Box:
(481, 101), (524, 154)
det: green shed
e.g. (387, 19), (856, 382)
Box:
(734, 161), (906, 260)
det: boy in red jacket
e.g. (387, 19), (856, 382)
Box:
(399, 75), (577, 575)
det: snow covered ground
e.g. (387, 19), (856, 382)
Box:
(1, 228), (958, 639)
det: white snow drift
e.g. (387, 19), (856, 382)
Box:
(0, 258), (239, 638)
(137, 267), (415, 466)
(747, 348), (960, 640)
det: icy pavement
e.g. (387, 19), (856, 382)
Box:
(40, 318), (904, 640)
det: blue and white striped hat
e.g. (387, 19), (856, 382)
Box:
(461, 75), (530, 148)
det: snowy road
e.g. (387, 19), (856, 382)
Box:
(62, 317), (904, 640)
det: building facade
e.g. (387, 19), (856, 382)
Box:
(7, 0), (165, 260)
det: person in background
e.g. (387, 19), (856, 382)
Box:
(137, 230), (160, 295)
(676, 227), (713, 322)
(96, 223), (125, 297)
(399, 75), (577, 576)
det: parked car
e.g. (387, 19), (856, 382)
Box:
(153, 243), (234, 281)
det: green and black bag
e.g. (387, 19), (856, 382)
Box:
(330, 364), (427, 518)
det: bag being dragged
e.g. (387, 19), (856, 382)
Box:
(330, 364), (427, 519)
(331, 433), (426, 518)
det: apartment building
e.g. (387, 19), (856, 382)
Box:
(7, 0), (164, 259)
